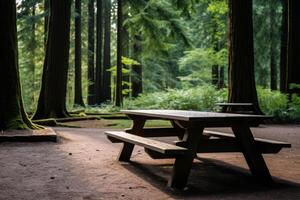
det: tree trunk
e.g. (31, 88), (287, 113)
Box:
(102, 0), (112, 102)
(74, 0), (85, 107)
(88, 0), (96, 105)
(33, 0), (72, 119)
(115, 0), (123, 106)
(95, 0), (103, 105)
(0, 0), (36, 130)
(218, 66), (225, 88)
(286, 0), (300, 95)
(280, 0), (288, 93)
(122, 11), (130, 98)
(270, 1), (277, 90)
(30, 4), (37, 103)
(131, 35), (142, 97)
(228, 0), (263, 114)
(212, 65), (219, 86)
(44, 0), (49, 46)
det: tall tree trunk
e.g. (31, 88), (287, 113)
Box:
(29, 4), (37, 103)
(218, 66), (225, 88)
(33, 0), (72, 119)
(122, 10), (130, 98)
(228, 0), (263, 114)
(0, 0), (36, 130)
(102, 0), (112, 102)
(44, 0), (49, 46)
(131, 35), (142, 97)
(286, 0), (300, 95)
(211, 26), (219, 87)
(88, 0), (95, 105)
(115, 0), (123, 106)
(270, 1), (277, 90)
(74, 0), (85, 107)
(280, 0), (288, 93)
(95, 0), (103, 104)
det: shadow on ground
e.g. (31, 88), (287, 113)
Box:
(122, 156), (300, 199)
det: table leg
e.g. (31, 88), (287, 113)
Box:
(168, 126), (204, 189)
(117, 118), (146, 161)
(232, 126), (272, 182)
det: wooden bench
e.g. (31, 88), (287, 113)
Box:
(203, 130), (291, 154)
(216, 102), (255, 114)
(105, 131), (188, 159)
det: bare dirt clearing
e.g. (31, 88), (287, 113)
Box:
(0, 123), (300, 200)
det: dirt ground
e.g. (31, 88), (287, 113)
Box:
(0, 122), (300, 200)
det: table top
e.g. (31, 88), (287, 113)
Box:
(122, 110), (269, 122)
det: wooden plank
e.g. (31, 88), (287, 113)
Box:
(125, 127), (185, 137)
(204, 130), (291, 147)
(216, 103), (253, 106)
(105, 131), (187, 155)
(122, 110), (269, 123)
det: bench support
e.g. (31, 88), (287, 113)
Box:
(118, 118), (145, 161)
(232, 126), (272, 182)
(168, 126), (204, 189)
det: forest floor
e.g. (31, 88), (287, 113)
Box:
(0, 120), (300, 200)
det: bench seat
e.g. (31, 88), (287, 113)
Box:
(105, 131), (188, 156)
(203, 130), (291, 153)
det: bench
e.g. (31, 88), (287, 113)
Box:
(105, 131), (188, 159)
(203, 130), (291, 153)
(216, 102), (255, 114)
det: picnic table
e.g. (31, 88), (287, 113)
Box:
(105, 110), (291, 189)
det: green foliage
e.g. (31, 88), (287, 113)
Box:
(123, 85), (226, 111)
(178, 48), (227, 87)
(257, 87), (289, 115)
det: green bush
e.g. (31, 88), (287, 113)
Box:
(257, 87), (289, 115)
(123, 85), (226, 111)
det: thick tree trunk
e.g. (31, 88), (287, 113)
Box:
(286, 0), (300, 95)
(102, 0), (112, 102)
(95, 0), (103, 104)
(74, 0), (85, 107)
(33, 0), (72, 119)
(88, 0), (96, 105)
(228, 0), (263, 114)
(280, 0), (288, 93)
(270, 2), (277, 90)
(0, 0), (36, 130)
(131, 35), (142, 97)
(115, 0), (123, 106)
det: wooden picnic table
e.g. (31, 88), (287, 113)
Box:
(105, 110), (290, 189)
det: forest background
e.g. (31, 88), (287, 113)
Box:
(16, 0), (300, 122)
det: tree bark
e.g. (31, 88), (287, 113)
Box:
(131, 35), (142, 97)
(88, 0), (96, 105)
(33, 0), (72, 119)
(270, 1), (277, 90)
(30, 4), (37, 102)
(74, 0), (85, 107)
(280, 0), (288, 93)
(0, 0), (36, 130)
(95, 0), (103, 104)
(44, 0), (49, 46)
(286, 0), (300, 95)
(228, 0), (263, 114)
(115, 0), (123, 106)
(102, 0), (112, 102)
